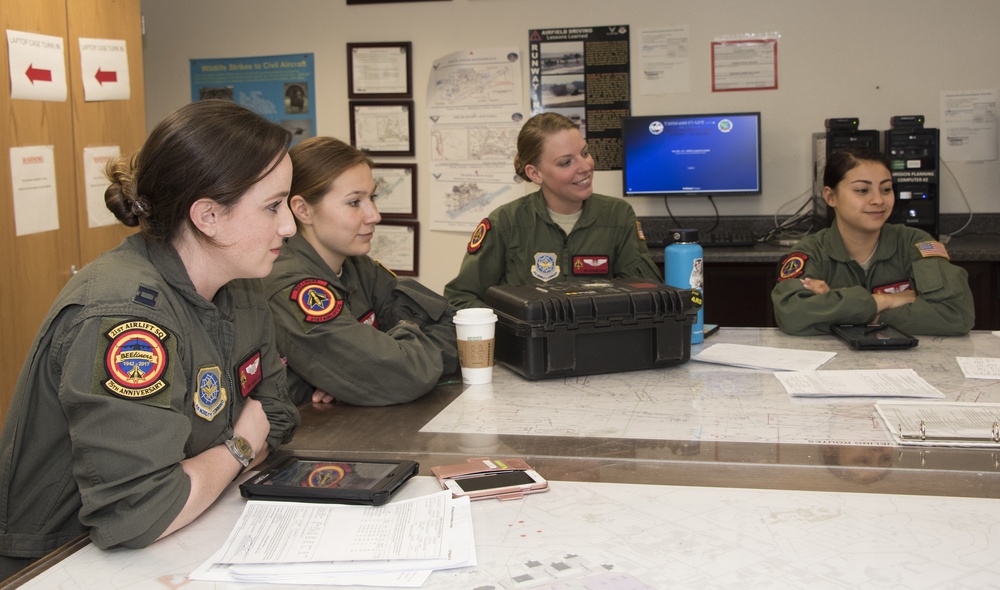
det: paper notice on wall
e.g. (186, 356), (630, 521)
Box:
(940, 89), (998, 162)
(6, 29), (68, 102)
(83, 146), (120, 227)
(9, 145), (60, 236)
(79, 38), (131, 101)
(639, 25), (691, 95)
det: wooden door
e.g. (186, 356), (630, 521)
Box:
(0, 0), (144, 423)
(0, 0), (81, 423)
(66, 0), (144, 264)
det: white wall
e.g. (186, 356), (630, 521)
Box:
(140, 0), (1000, 293)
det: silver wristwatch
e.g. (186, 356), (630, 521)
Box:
(225, 434), (255, 469)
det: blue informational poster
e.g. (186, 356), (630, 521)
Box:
(190, 53), (316, 145)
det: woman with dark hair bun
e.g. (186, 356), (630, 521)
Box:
(0, 100), (300, 578)
(771, 147), (974, 336)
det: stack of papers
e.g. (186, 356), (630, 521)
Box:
(692, 343), (836, 372)
(190, 491), (474, 587)
(774, 369), (944, 399)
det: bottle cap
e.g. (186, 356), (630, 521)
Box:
(668, 228), (699, 243)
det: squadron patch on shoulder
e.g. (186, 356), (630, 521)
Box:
(103, 320), (170, 400)
(467, 219), (491, 253)
(193, 365), (226, 421)
(291, 278), (343, 323)
(778, 252), (809, 281)
(916, 240), (949, 259)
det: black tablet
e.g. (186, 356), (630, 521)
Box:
(239, 456), (419, 505)
(832, 323), (919, 350)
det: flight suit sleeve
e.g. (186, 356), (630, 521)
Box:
(270, 279), (449, 406)
(771, 251), (878, 336)
(254, 307), (300, 451)
(879, 252), (976, 336)
(613, 212), (664, 282)
(444, 217), (505, 309)
(382, 276), (460, 376)
(57, 313), (192, 550)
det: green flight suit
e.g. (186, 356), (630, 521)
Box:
(771, 221), (975, 336)
(266, 233), (459, 406)
(0, 235), (299, 562)
(444, 191), (663, 309)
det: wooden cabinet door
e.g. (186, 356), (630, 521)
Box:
(66, 0), (144, 264)
(0, 0), (144, 422)
(1, 0), (81, 423)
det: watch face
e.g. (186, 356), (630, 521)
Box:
(233, 435), (254, 458)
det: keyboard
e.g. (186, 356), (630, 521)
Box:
(644, 230), (757, 249)
(700, 231), (757, 248)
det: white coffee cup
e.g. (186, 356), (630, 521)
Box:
(453, 308), (497, 384)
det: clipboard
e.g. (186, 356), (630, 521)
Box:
(875, 401), (1000, 447)
(832, 323), (918, 350)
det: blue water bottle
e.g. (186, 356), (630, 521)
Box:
(664, 228), (704, 344)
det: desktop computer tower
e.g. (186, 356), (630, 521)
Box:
(812, 129), (881, 227)
(884, 126), (940, 239)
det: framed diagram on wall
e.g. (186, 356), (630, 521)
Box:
(370, 221), (419, 276)
(371, 163), (416, 219)
(350, 101), (415, 156)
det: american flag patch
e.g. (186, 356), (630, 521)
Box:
(916, 241), (949, 259)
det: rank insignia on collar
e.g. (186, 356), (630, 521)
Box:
(194, 366), (226, 421)
(531, 252), (560, 281)
(291, 278), (343, 323)
(235, 350), (262, 399)
(102, 320), (170, 400)
(467, 219), (491, 253)
(778, 252), (808, 281)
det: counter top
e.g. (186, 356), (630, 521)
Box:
(647, 233), (1000, 264)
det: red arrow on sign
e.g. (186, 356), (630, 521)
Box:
(26, 64), (52, 84)
(96, 68), (118, 85)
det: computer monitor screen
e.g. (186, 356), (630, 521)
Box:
(621, 112), (762, 197)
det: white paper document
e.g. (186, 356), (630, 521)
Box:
(692, 343), (835, 372)
(956, 357), (1000, 379)
(190, 491), (475, 586)
(774, 369), (944, 399)
(875, 401), (1000, 447)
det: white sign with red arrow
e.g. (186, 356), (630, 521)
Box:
(6, 29), (67, 102)
(79, 37), (130, 101)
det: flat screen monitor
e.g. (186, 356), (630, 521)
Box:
(621, 112), (762, 197)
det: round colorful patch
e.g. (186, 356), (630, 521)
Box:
(291, 278), (343, 323)
(778, 252), (809, 281)
(103, 321), (169, 399)
(306, 463), (348, 488)
(467, 219), (491, 253)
